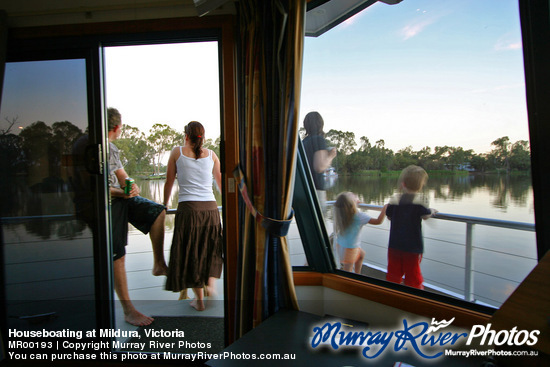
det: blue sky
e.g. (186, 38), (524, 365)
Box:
(1, 59), (88, 132)
(300, 0), (527, 154)
(1, 0), (528, 156)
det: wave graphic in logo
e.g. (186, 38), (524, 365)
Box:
(427, 317), (455, 333)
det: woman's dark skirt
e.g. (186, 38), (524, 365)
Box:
(165, 201), (223, 292)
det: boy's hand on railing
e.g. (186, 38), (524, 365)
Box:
(422, 208), (438, 220)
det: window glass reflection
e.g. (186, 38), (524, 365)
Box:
(1, 59), (95, 330)
(299, 0), (536, 308)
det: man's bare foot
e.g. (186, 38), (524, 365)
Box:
(190, 299), (205, 311)
(125, 310), (154, 326)
(152, 263), (168, 276)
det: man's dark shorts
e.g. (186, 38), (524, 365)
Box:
(112, 198), (129, 261)
(127, 196), (165, 234)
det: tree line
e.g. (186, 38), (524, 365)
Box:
(115, 123), (220, 176)
(306, 129), (531, 175)
(1, 118), (529, 180)
(0, 119), (220, 178)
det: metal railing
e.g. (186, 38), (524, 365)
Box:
(326, 200), (536, 304)
(3, 204), (536, 306)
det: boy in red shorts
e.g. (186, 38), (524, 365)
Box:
(386, 165), (437, 289)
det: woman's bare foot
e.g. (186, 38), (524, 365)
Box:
(152, 262), (168, 276)
(206, 277), (218, 298)
(206, 285), (218, 298)
(125, 309), (154, 326)
(190, 299), (205, 311)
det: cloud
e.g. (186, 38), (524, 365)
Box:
(342, 7), (369, 27)
(494, 33), (522, 51)
(400, 16), (437, 40)
(495, 40), (522, 51)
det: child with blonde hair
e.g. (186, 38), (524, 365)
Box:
(333, 192), (387, 274)
(386, 165), (437, 289)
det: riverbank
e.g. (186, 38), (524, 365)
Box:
(345, 169), (471, 177)
(339, 169), (531, 177)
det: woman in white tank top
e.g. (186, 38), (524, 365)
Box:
(163, 121), (222, 311)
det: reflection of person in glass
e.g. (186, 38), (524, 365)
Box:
(302, 111), (337, 211)
(163, 121), (223, 311)
(108, 107), (167, 326)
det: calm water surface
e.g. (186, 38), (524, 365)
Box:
(136, 174), (537, 307)
(322, 174), (537, 307)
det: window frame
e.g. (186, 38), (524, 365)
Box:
(292, 0), (550, 328)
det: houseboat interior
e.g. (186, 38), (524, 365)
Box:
(1, 0), (549, 366)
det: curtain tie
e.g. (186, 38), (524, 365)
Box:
(233, 165), (294, 237)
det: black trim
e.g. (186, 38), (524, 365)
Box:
(0, 10), (7, 362)
(306, 0), (332, 11)
(293, 140), (335, 272)
(216, 37), (229, 349)
(333, 268), (495, 315)
(519, 0), (550, 260)
(89, 43), (114, 333)
(7, 28), (221, 54)
(305, 0), (378, 37)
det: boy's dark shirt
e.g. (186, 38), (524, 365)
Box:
(387, 193), (432, 254)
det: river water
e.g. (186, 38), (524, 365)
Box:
(136, 173), (537, 308)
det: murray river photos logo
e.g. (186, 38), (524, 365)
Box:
(310, 317), (540, 360)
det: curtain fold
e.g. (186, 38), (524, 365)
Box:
(234, 0), (305, 339)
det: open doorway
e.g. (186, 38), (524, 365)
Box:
(103, 41), (224, 353)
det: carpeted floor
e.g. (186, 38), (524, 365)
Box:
(121, 316), (225, 354)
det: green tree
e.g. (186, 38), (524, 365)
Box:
(371, 139), (393, 171)
(491, 136), (511, 173)
(394, 146), (417, 169)
(447, 146), (474, 170)
(415, 146), (433, 169)
(204, 137), (221, 158)
(470, 153), (489, 172)
(430, 146), (450, 170)
(509, 140), (530, 171)
(147, 124), (183, 175)
(114, 124), (154, 175)
(19, 121), (53, 166)
(325, 129), (356, 155)
(52, 121), (83, 154)
(359, 136), (371, 152)
(325, 129), (356, 174)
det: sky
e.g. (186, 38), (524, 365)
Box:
(300, 0), (528, 154)
(104, 42), (221, 142)
(1, 59), (88, 132)
(1, 0), (528, 156)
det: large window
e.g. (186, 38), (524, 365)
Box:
(297, 0), (535, 309)
(1, 58), (97, 331)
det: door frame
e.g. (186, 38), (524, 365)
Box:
(2, 15), (239, 345)
(0, 44), (113, 333)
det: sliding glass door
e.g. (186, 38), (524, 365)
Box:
(0, 48), (112, 335)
